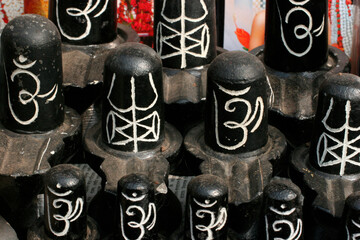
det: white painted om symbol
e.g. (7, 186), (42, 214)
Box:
(56, 0), (110, 40)
(46, 187), (84, 237)
(214, 83), (264, 151)
(120, 192), (157, 240)
(9, 55), (58, 125)
(190, 198), (227, 240)
(277, 0), (325, 57)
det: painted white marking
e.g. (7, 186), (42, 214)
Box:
(316, 98), (360, 176)
(265, 214), (302, 240)
(46, 187), (84, 237)
(8, 56), (58, 125)
(156, 0), (210, 68)
(106, 73), (160, 153)
(120, 197), (156, 240)
(276, 0), (325, 57)
(37, 138), (51, 170)
(56, 0), (110, 40)
(270, 206), (296, 216)
(121, 192), (147, 202)
(213, 83), (264, 151)
(190, 198), (227, 240)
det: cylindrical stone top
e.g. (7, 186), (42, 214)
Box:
(154, 0), (217, 69)
(48, 0), (117, 45)
(309, 73), (360, 176)
(44, 164), (87, 240)
(185, 174), (228, 240)
(1, 14), (64, 133)
(102, 43), (164, 153)
(117, 173), (157, 240)
(204, 51), (268, 154)
(263, 178), (303, 240)
(264, 0), (328, 72)
(343, 192), (360, 239)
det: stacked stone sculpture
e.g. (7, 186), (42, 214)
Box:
(251, 0), (350, 146)
(84, 42), (182, 237)
(153, 0), (219, 136)
(185, 50), (287, 239)
(291, 73), (360, 239)
(28, 164), (99, 240)
(0, 14), (81, 236)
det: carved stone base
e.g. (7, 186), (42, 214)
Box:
(250, 46), (350, 146)
(84, 122), (182, 193)
(290, 145), (360, 239)
(62, 24), (139, 113)
(291, 145), (360, 217)
(184, 124), (287, 236)
(162, 47), (227, 105)
(0, 107), (81, 235)
(27, 217), (99, 240)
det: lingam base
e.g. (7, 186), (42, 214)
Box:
(250, 46), (350, 147)
(27, 217), (100, 240)
(0, 107), (82, 237)
(290, 146), (360, 239)
(185, 124), (287, 238)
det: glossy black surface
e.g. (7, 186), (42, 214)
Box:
(44, 164), (87, 240)
(48, 0), (117, 45)
(185, 174), (228, 240)
(1, 14), (64, 133)
(264, 0), (328, 72)
(154, 0), (217, 69)
(102, 43), (164, 152)
(117, 174), (157, 240)
(263, 178), (303, 240)
(309, 73), (360, 175)
(205, 51), (268, 154)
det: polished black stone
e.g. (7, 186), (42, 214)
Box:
(342, 192), (360, 239)
(309, 73), (360, 176)
(102, 43), (164, 153)
(185, 174), (228, 240)
(154, 0), (217, 69)
(264, 0), (328, 72)
(1, 14), (64, 133)
(44, 164), (87, 240)
(48, 0), (117, 45)
(117, 174), (157, 240)
(263, 178), (303, 240)
(205, 51), (268, 154)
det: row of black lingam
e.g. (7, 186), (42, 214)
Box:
(0, 0), (357, 240)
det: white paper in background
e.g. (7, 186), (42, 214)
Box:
(223, 0), (255, 51)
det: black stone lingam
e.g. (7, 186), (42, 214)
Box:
(27, 164), (99, 240)
(153, 0), (218, 137)
(184, 174), (228, 240)
(291, 73), (360, 239)
(117, 174), (160, 240)
(0, 14), (81, 236)
(262, 178), (303, 240)
(342, 192), (360, 239)
(250, 0), (350, 146)
(185, 51), (287, 239)
(48, 0), (117, 45)
(154, 0), (217, 69)
(48, 0), (138, 113)
(264, 0), (328, 72)
(84, 43), (182, 237)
